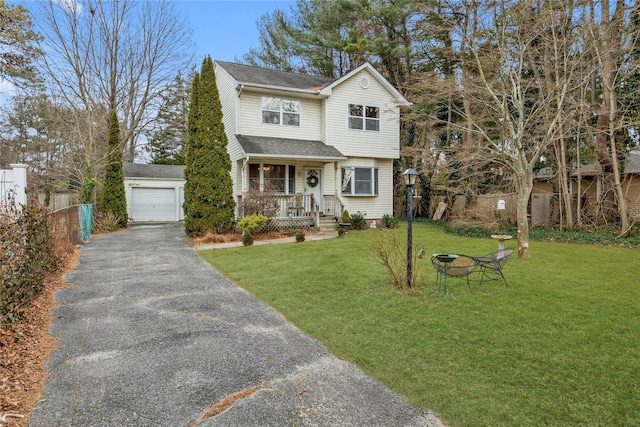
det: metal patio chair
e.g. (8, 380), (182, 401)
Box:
(431, 254), (478, 294)
(473, 248), (515, 286)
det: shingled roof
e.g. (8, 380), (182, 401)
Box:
(626, 150), (640, 174)
(236, 135), (346, 161)
(123, 163), (185, 179)
(216, 61), (335, 91)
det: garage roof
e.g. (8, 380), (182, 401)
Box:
(123, 163), (185, 179)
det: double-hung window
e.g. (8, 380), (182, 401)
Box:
(263, 164), (286, 192)
(348, 104), (380, 131)
(262, 97), (300, 126)
(249, 163), (296, 194)
(341, 167), (379, 196)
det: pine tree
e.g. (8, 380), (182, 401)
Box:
(0, 2), (43, 86)
(183, 56), (235, 236)
(100, 111), (128, 226)
(147, 72), (191, 165)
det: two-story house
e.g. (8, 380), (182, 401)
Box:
(215, 61), (410, 228)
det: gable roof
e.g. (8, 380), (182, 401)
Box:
(215, 61), (410, 106)
(319, 63), (411, 106)
(215, 61), (334, 92)
(236, 135), (346, 161)
(123, 163), (185, 179)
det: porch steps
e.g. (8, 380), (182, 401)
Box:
(317, 216), (340, 232)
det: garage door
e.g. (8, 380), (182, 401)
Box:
(130, 188), (175, 221)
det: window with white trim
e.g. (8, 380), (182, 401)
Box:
(341, 167), (379, 196)
(249, 163), (296, 194)
(262, 97), (300, 126)
(348, 104), (379, 131)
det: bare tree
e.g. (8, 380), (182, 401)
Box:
(422, 1), (580, 259)
(32, 0), (195, 165)
(583, 1), (637, 232)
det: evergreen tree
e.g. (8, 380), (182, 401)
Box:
(0, 2), (43, 87)
(147, 72), (191, 165)
(100, 111), (128, 227)
(183, 56), (235, 236)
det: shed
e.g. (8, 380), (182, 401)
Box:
(123, 163), (185, 222)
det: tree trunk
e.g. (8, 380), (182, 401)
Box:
(516, 174), (533, 259)
(592, 0), (629, 227)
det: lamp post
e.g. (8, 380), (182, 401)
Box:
(403, 168), (419, 289)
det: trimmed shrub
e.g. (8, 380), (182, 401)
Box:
(295, 230), (305, 242)
(237, 215), (268, 235)
(242, 233), (254, 246)
(382, 214), (398, 229)
(350, 212), (367, 230)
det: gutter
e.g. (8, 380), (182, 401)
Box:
(235, 82), (327, 97)
(242, 155), (250, 192)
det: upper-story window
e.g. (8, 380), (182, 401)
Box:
(262, 97), (301, 126)
(348, 104), (379, 131)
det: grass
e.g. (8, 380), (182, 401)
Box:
(199, 223), (640, 427)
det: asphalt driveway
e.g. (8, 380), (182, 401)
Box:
(30, 224), (445, 426)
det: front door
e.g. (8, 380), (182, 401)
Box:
(304, 167), (323, 212)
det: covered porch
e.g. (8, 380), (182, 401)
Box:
(235, 135), (347, 229)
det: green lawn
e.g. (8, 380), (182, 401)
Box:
(199, 223), (640, 427)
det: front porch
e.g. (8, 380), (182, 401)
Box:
(237, 193), (344, 231)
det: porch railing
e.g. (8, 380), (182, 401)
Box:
(237, 193), (330, 230)
(323, 195), (345, 219)
(237, 194), (315, 217)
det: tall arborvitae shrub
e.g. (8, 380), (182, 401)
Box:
(183, 56), (235, 236)
(100, 111), (128, 227)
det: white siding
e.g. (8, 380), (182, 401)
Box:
(216, 63), (403, 220)
(238, 91), (324, 141)
(215, 65), (240, 156)
(324, 69), (400, 159)
(1, 164), (27, 208)
(215, 65), (244, 197)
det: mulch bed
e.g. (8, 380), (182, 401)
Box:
(0, 258), (74, 426)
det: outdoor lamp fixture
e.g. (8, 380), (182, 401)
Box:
(403, 168), (419, 289)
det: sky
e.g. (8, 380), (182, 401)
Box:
(0, 0), (295, 101)
(176, 0), (296, 62)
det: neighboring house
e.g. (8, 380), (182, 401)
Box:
(214, 61), (411, 227)
(123, 163), (185, 222)
(0, 164), (27, 209)
(623, 150), (640, 219)
(531, 150), (640, 223)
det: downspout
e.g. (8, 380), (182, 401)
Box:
(242, 155), (250, 192)
(241, 155), (249, 218)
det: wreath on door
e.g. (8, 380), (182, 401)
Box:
(306, 170), (319, 188)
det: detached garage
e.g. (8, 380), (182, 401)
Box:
(123, 163), (185, 222)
